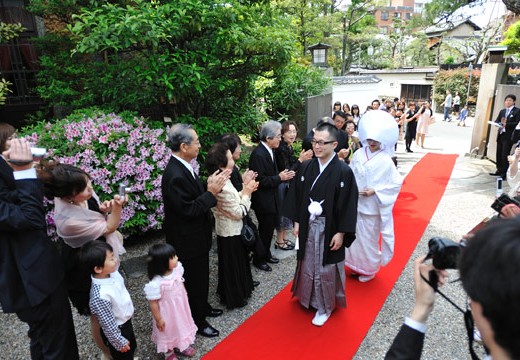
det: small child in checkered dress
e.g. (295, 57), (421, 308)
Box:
(81, 240), (137, 360)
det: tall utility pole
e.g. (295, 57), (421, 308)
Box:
(465, 63), (474, 106)
(341, 15), (347, 75)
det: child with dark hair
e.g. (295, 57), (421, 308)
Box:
(81, 240), (137, 360)
(144, 243), (197, 360)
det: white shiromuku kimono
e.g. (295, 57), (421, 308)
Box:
(345, 147), (402, 276)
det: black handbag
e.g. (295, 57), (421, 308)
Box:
(240, 205), (256, 246)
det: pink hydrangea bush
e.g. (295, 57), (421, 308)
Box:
(22, 108), (173, 240)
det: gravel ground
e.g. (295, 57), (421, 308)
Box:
(0, 120), (504, 359)
(354, 151), (497, 359)
(0, 220), (298, 360)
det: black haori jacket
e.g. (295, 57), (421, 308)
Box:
(283, 155), (358, 266)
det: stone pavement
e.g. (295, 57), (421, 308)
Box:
(0, 117), (504, 359)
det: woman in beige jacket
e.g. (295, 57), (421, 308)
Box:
(205, 142), (259, 309)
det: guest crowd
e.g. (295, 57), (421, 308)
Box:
(2, 96), (517, 360)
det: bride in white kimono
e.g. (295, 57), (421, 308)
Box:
(345, 110), (403, 282)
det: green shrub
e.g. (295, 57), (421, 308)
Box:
(433, 68), (480, 109)
(21, 108), (172, 239)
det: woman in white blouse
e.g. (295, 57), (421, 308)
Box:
(416, 100), (433, 149)
(205, 142), (259, 309)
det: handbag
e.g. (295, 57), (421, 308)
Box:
(240, 205), (256, 246)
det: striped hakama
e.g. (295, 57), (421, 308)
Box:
(291, 217), (346, 316)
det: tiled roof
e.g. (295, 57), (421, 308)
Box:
(358, 67), (439, 74)
(333, 75), (382, 85)
(425, 19), (481, 36)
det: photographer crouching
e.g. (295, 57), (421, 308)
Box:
(385, 219), (520, 360)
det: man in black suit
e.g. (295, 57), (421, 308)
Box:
(0, 139), (78, 359)
(490, 94), (520, 179)
(384, 256), (448, 359)
(386, 219), (520, 360)
(249, 120), (295, 271)
(302, 117), (334, 152)
(332, 110), (352, 161)
(162, 124), (230, 338)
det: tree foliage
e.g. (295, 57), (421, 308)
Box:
(433, 68), (481, 107)
(501, 20), (520, 55)
(256, 60), (331, 122)
(272, 0), (333, 56)
(31, 0), (331, 147)
(271, 0), (377, 74)
(0, 22), (25, 105)
(403, 34), (436, 67)
(0, 22), (25, 42)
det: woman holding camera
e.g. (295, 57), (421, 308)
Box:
(39, 163), (126, 360)
(205, 142), (259, 309)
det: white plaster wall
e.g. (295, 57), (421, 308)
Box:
(332, 72), (434, 111)
(332, 83), (380, 112)
(372, 73), (433, 98)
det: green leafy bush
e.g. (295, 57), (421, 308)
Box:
(21, 108), (172, 240)
(0, 78), (12, 105)
(433, 68), (481, 109)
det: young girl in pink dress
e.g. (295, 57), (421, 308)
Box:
(144, 244), (197, 360)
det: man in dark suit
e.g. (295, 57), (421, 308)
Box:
(490, 94), (520, 179)
(384, 256), (447, 359)
(302, 117), (334, 152)
(249, 120), (295, 271)
(162, 124), (230, 338)
(332, 111), (352, 162)
(0, 139), (78, 359)
(386, 219), (520, 360)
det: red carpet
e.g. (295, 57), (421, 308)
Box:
(203, 153), (458, 360)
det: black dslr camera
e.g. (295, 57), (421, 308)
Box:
(425, 237), (465, 270)
(491, 193), (520, 214)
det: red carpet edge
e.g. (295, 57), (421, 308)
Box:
(203, 153), (458, 360)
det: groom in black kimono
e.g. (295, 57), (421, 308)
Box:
(283, 122), (358, 327)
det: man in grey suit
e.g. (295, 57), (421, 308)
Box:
(248, 120), (295, 271)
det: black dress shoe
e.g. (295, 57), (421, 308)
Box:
(197, 325), (219, 338)
(489, 172), (500, 176)
(266, 256), (279, 264)
(207, 308), (223, 317)
(254, 263), (272, 271)
(253, 280), (260, 287)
